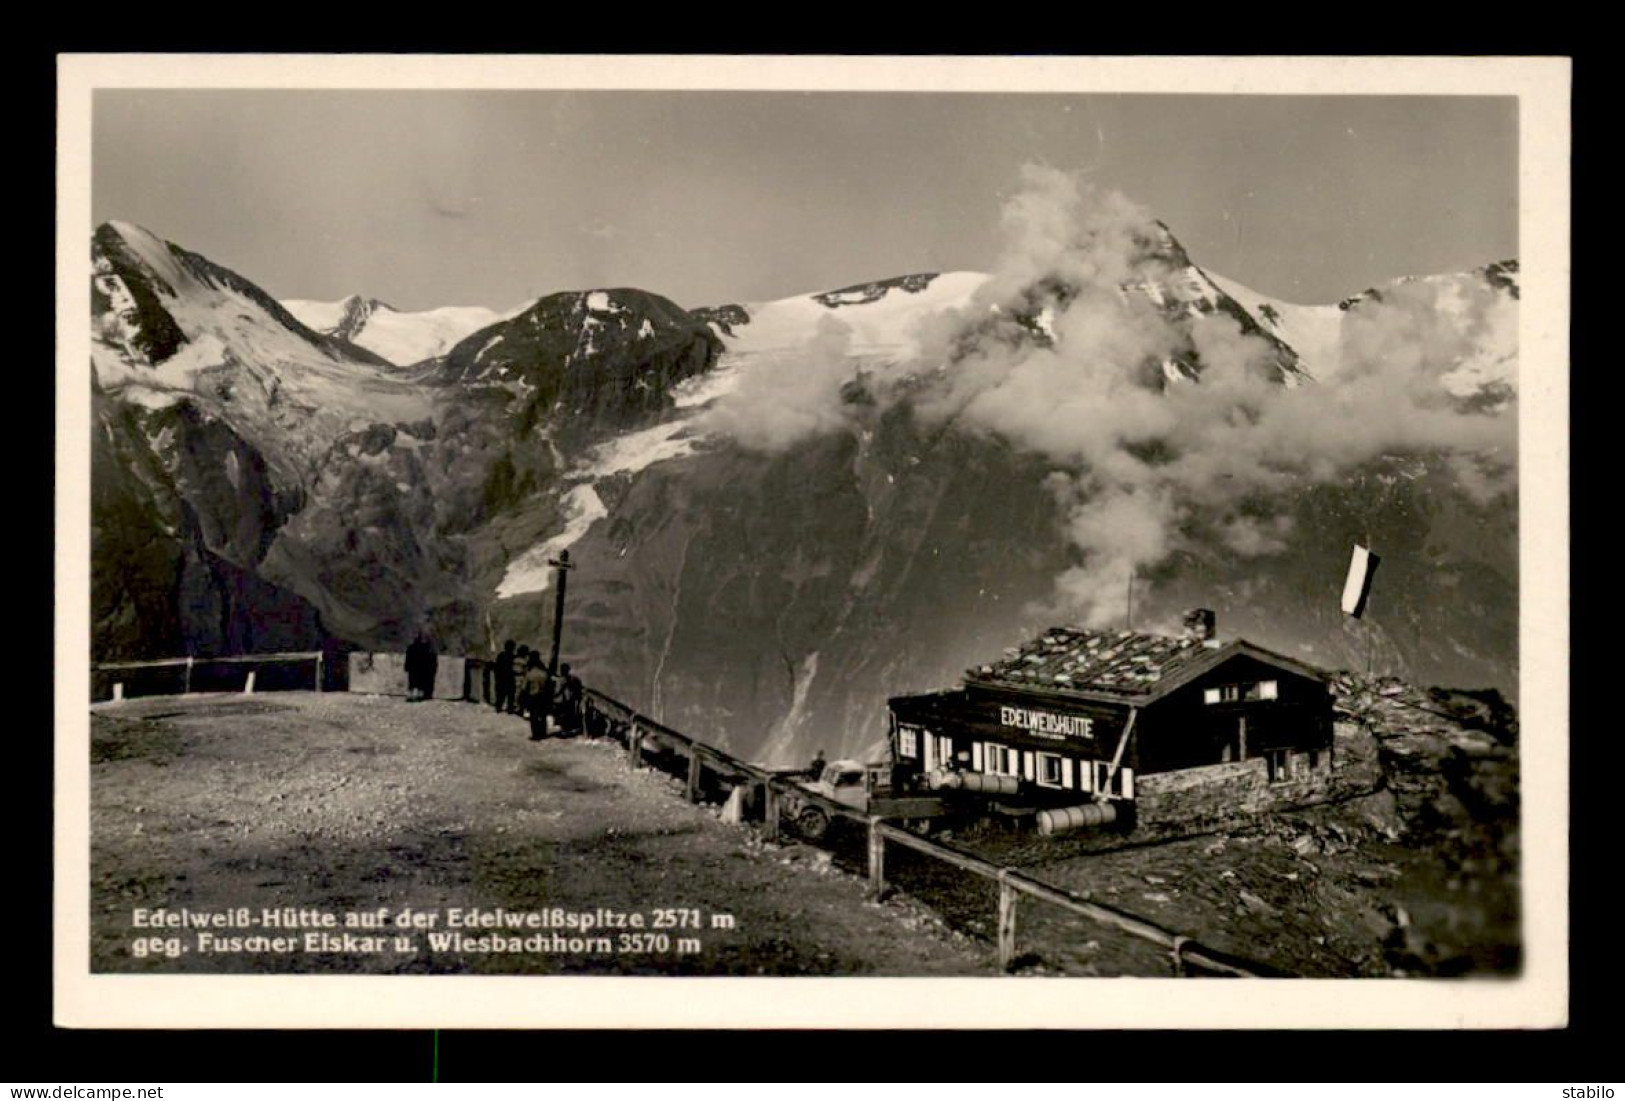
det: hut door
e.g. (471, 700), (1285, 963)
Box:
(1220, 715), (1247, 763)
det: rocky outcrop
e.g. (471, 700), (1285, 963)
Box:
(439, 288), (723, 441)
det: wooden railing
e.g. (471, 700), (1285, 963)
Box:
(582, 687), (1278, 977)
(93, 651), (327, 698)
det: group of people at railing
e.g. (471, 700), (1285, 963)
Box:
(486, 639), (584, 741)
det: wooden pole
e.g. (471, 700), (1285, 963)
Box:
(997, 874), (1019, 972)
(314, 652), (323, 693)
(183, 656), (194, 695)
(763, 782), (780, 843)
(243, 670), (256, 696)
(547, 550), (573, 679)
(867, 818), (886, 898)
(628, 724), (643, 770)
(1100, 707), (1138, 801)
(686, 748), (703, 802)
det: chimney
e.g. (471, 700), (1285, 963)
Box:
(1182, 608), (1216, 643)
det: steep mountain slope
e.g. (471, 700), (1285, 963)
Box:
(282, 295), (501, 366)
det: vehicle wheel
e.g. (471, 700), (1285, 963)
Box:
(796, 807), (830, 842)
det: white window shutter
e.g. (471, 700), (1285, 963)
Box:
(1062, 758), (1074, 788)
(1122, 768), (1134, 799)
(973, 742), (984, 771)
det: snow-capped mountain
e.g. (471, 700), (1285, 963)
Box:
(87, 218), (1519, 768)
(1209, 259), (1519, 394)
(281, 294), (501, 367)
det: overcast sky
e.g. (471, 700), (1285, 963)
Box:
(92, 90), (1517, 312)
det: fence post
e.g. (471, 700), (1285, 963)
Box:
(1170, 935), (1189, 977)
(243, 670), (256, 696)
(183, 656), (194, 695)
(686, 748), (703, 802)
(628, 724), (643, 770)
(867, 819), (886, 898)
(112, 682), (124, 703)
(997, 872), (1018, 972)
(314, 652), (323, 693)
(762, 782), (780, 842)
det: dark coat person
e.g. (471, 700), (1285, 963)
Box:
(405, 632), (438, 702)
(521, 654), (554, 741)
(554, 663), (584, 736)
(509, 645), (531, 714)
(493, 640), (517, 713)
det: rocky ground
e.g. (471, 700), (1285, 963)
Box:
(90, 692), (989, 976)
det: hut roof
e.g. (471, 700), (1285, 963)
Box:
(965, 626), (1326, 704)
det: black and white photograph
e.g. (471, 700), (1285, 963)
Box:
(54, 55), (1569, 1029)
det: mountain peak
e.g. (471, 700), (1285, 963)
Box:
(91, 221), (395, 374)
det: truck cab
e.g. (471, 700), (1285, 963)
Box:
(808, 759), (887, 809)
(781, 758), (950, 841)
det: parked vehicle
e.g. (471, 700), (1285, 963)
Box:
(780, 758), (950, 841)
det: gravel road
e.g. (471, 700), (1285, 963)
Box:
(90, 692), (991, 976)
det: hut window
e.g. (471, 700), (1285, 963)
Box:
(1207, 681), (1279, 703)
(1038, 753), (1064, 787)
(898, 727), (918, 758)
(986, 745), (1017, 776)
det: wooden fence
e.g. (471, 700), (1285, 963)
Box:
(92, 651), (327, 700)
(582, 688), (1277, 978)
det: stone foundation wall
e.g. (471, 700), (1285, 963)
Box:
(346, 652), (468, 700)
(1133, 722), (1382, 835)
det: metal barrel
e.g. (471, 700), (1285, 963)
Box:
(1037, 802), (1119, 836)
(926, 769), (963, 790)
(958, 773), (1021, 795)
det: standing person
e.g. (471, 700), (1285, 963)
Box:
(405, 630), (438, 702)
(508, 645), (531, 714)
(554, 663), (584, 737)
(492, 639), (517, 713)
(521, 653), (554, 741)
(807, 749), (827, 781)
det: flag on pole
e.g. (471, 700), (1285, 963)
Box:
(1341, 544), (1380, 618)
